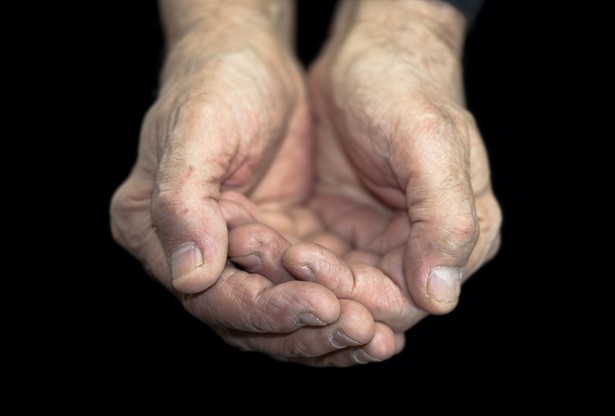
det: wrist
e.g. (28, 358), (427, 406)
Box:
(338, 0), (468, 56)
(159, 0), (294, 49)
(159, 0), (296, 83)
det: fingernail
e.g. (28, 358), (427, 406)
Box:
(426, 266), (462, 304)
(293, 312), (326, 327)
(171, 244), (203, 281)
(329, 330), (361, 349)
(229, 254), (261, 272)
(352, 349), (382, 365)
(282, 262), (314, 281)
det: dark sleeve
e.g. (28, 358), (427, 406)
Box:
(440, 0), (486, 27)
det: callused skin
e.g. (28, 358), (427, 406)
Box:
(304, 0), (502, 315)
(110, 0), (502, 367)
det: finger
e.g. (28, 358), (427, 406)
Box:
(215, 299), (389, 367)
(111, 169), (227, 296)
(280, 323), (404, 367)
(183, 264), (341, 333)
(396, 113), (482, 315)
(283, 242), (421, 332)
(227, 222), (295, 284)
(153, 195), (228, 294)
(147, 101), (246, 294)
(360, 323), (406, 361)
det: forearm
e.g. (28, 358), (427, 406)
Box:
(157, 0), (296, 85)
(158, 0), (295, 47)
(332, 0), (468, 57)
(321, 0), (470, 102)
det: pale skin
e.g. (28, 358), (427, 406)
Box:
(110, 0), (502, 367)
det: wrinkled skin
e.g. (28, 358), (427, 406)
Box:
(305, 0), (503, 316)
(110, 0), (502, 367)
(111, 26), (401, 366)
(226, 0), (502, 363)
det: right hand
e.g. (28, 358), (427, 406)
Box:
(110, 23), (392, 366)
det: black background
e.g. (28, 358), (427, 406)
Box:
(95, 1), (551, 374)
(28, 0), (607, 406)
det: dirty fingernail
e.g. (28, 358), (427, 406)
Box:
(329, 330), (361, 349)
(294, 312), (326, 327)
(229, 254), (261, 272)
(352, 349), (382, 364)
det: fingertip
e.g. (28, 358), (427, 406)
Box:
(413, 266), (463, 315)
(351, 323), (402, 364)
(170, 243), (224, 294)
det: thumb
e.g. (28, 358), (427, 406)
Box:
(150, 136), (234, 295)
(155, 189), (228, 295)
(110, 160), (228, 295)
(402, 144), (479, 316)
(405, 184), (479, 315)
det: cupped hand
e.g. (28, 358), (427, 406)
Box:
(216, 0), (503, 364)
(227, 0), (502, 333)
(224, 192), (426, 335)
(109, 23), (400, 367)
(110, 27), (312, 294)
(304, 0), (503, 315)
